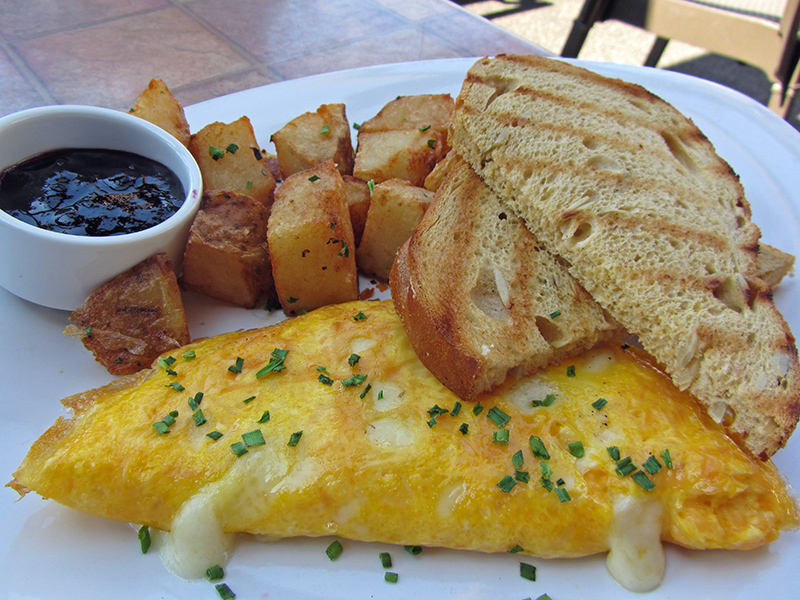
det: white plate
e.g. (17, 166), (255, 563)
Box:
(2, 58), (799, 600)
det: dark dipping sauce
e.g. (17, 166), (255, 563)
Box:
(0, 148), (185, 236)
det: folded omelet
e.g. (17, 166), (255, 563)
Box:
(9, 300), (798, 591)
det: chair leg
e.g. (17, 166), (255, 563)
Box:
(561, 0), (611, 58)
(645, 37), (669, 67)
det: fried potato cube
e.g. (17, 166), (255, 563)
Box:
(130, 79), (191, 147)
(65, 253), (190, 376)
(423, 149), (460, 192)
(343, 175), (370, 246)
(268, 160), (358, 315)
(182, 191), (275, 309)
(272, 103), (355, 179)
(358, 93), (454, 151)
(189, 116), (276, 208)
(353, 129), (444, 187)
(356, 179), (433, 280)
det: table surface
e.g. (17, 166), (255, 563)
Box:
(0, 0), (551, 119)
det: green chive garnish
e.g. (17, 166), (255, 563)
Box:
(566, 365), (576, 377)
(206, 431), (223, 441)
(487, 406), (511, 428)
(607, 446), (621, 461)
(192, 409), (207, 427)
(508, 544), (524, 554)
(226, 143), (238, 154)
(348, 353), (361, 367)
(353, 310), (367, 321)
(215, 583), (236, 599)
(427, 139), (436, 149)
(497, 474), (517, 493)
(404, 545), (423, 555)
(632, 470), (656, 491)
(592, 398), (608, 410)
(529, 435), (551, 460)
(367, 180), (375, 195)
(555, 487), (571, 502)
(138, 525), (151, 554)
(230, 441), (248, 457)
(643, 455), (662, 475)
(512, 449), (524, 470)
(568, 441), (585, 458)
(385, 572), (399, 583)
(288, 431), (303, 446)
(318, 373), (334, 385)
(209, 145), (225, 161)
(320, 124), (330, 135)
(493, 429), (510, 445)
(153, 421), (171, 435)
(472, 402), (484, 416)
(450, 401), (462, 417)
(359, 383), (372, 399)
(515, 470), (531, 483)
(242, 429), (265, 447)
(257, 410), (271, 423)
(427, 405), (450, 419)
(326, 540), (344, 561)
(615, 456), (636, 477)
(458, 423), (469, 435)
(206, 565), (225, 581)
(165, 382), (185, 392)
(520, 562), (537, 581)
(256, 348), (289, 378)
(228, 357), (244, 374)
(549, 310), (561, 319)
(342, 374), (367, 388)
(379, 552), (392, 568)
(660, 448), (674, 468)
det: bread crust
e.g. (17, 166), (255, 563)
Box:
(450, 55), (800, 458)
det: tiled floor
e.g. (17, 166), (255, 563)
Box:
(0, 0), (545, 118)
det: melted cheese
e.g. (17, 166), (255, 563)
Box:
(606, 496), (665, 592)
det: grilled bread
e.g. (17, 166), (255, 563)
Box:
(10, 301), (798, 591)
(450, 55), (800, 459)
(391, 157), (622, 400)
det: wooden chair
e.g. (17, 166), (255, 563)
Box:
(561, 0), (800, 119)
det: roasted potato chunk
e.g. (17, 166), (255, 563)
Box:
(356, 179), (433, 280)
(423, 149), (459, 192)
(65, 253), (190, 375)
(272, 103), (355, 179)
(353, 129), (444, 187)
(358, 93), (454, 151)
(189, 116), (276, 208)
(182, 190), (275, 309)
(268, 160), (358, 315)
(343, 175), (370, 246)
(130, 79), (191, 147)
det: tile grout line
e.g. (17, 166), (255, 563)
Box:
(0, 31), (56, 107)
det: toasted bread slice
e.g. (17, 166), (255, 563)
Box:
(450, 55), (800, 458)
(391, 157), (622, 400)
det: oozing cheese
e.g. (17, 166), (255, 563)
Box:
(606, 496), (665, 592)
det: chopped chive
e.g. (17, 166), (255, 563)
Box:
(162, 411), (178, 427)
(367, 180), (375, 194)
(209, 145), (225, 161)
(632, 470), (657, 491)
(288, 296), (299, 303)
(568, 441), (585, 458)
(348, 353), (361, 367)
(540, 461), (553, 479)
(206, 431), (223, 441)
(615, 458), (637, 477)
(566, 365), (576, 377)
(225, 143), (238, 154)
(529, 435), (551, 460)
(643, 455), (662, 475)
(493, 429), (510, 445)
(660, 448), (674, 469)
(192, 409), (207, 427)
(458, 423), (469, 435)
(320, 124), (330, 135)
(379, 552), (392, 568)
(257, 410), (271, 423)
(165, 382), (185, 392)
(206, 565), (225, 581)
(359, 383), (372, 399)
(607, 446), (621, 461)
(427, 405), (450, 419)
(384, 572), (399, 583)
(378, 390), (384, 400)
(353, 122), (361, 130)
(188, 392), (204, 410)
(318, 373), (334, 385)
(230, 441), (248, 457)
(427, 139), (436, 149)
(487, 406), (511, 428)
(520, 562), (537, 581)
(540, 477), (555, 492)
(592, 398), (608, 411)
(532, 393), (557, 407)
(353, 310), (367, 321)
(536, 595), (552, 600)
(450, 401), (462, 417)
(515, 470), (530, 483)
(472, 402), (484, 416)
(242, 429), (265, 447)
(549, 310), (562, 319)
(138, 525), (151, 554)
(228, 357), (244, 374)
(427, 418), (437, 428)
(246, 180), (253, 189)
(342, 374), (367, 388)
(256, 348), (289, 378)
(419, 124), (432, 132)
(242, 395), (257, 405)
(326, 540), (344, 561)
(507, 544), (524, 554)
(153, 421), (171, 435)
(404, 545), (423, 555)
(497, 474), (517, 493)
(158, 356), (177, 375)
(215, 583), (236, 599)
(338, 240), (350, 257)
(555, 487), (571, 502)
(512, 449), (524, 470)
(288, 431), (303, 446)
(308, 174), (320, 182)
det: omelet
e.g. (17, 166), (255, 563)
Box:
(9, 300), (798, 592)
